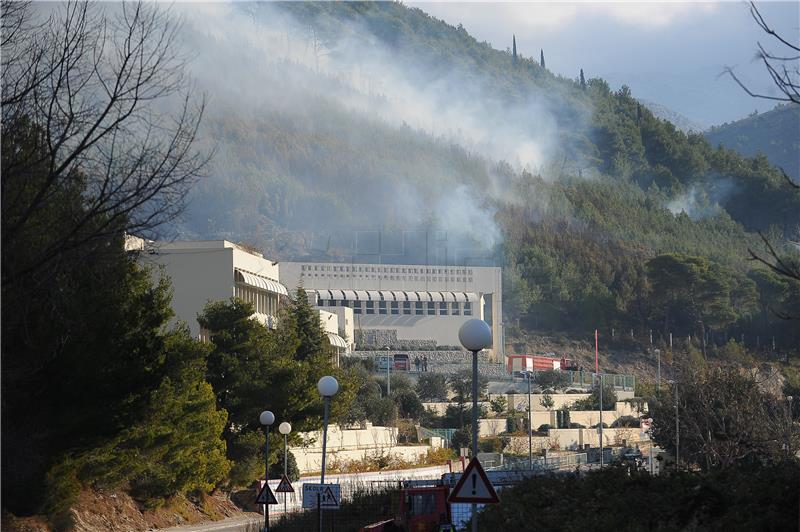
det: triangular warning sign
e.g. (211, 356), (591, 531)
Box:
(320, 486), (338, 507)
(275, 474), (294, 493)
(447, 457), (499, 504)
(256, 482), (279, 505)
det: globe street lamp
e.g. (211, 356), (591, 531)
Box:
(259, 410), (275, 532)
(458, 319), (492, 532)
(317, 375), (339, 532)
(278, 421), (292, 518)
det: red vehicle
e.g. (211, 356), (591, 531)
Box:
(360, 486), (452, 532)
(507, 354), (578, 374)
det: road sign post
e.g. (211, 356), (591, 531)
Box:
(276, 474), (294, 493)
(256, 482), (279, 506)
(303, 483), (341, 510)
(447, 457), (500, 505)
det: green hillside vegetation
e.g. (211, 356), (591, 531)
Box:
(181, 2), (799, 349)
(706, 104), (800, 181)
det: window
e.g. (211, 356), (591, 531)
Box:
(415, 302), (423, 315)
(426, 302), (435, 315)
(366, 301), (375, 315)
(464, 302), (472, 316)
(354, 302), (362, 315)
(379, 301), (387, 315)
(403, 302), (412, 314)
(390, 301), (399, 315)
(452, 302), (460, 315)
(438, 303), (447, 315)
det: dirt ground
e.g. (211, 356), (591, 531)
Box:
(3, 489), (259, 532)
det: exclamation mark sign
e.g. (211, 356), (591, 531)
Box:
(471, 474), (477, 495)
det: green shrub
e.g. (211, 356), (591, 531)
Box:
(269, 450), (300, 482)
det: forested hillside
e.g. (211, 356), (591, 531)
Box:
(173, 1), (798, 350)
(705, 104), (800, 181)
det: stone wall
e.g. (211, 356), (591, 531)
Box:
(350, 350), (506, 378)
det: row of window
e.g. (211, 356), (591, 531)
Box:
(234, 284), (279, 316)
(305, 273), (473, 282)
(317, 299), (472, 316)
(302, 264), (474, 275)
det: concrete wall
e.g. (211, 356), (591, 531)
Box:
(506, 392), (636, 412)
(354, 314), (472, 350)
(547, 427), (649, 450)
(506, 393), (590, 412)
(290, 423), (441, 474)
(318, 309), (339, 335)
(479, 419), (507, 437)
(421, 401), (491, 416)
(298, 423), (398, 452)
(138, 245), (234, 337)
(136, 240), (282, 338)
(293, 446), (434, 474)
(320, 306), (355, 350)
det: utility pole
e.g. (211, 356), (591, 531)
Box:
(656, 349), (661, 391)
(674, 382), (680, 469)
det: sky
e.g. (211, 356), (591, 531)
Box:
(407, 1), (800, 126)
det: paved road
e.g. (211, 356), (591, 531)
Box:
(160, 464), (451, 531)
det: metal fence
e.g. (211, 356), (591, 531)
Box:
(492, 369), (636, 391)
(268, 454), (592, 531)
(269, 481), (399, 532)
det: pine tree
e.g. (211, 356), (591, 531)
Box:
(512, 35), (517, 64)
(580, 68), (586, 89)
(540, 49), (546, 69)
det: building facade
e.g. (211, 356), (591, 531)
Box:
(128, 238), (287, 337)
(279, 261), (503, 361)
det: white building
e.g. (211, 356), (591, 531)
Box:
(280, 261), (504, 361)
(127, 238), (287, 337)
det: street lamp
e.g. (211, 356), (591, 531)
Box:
(458, 319), (492, 532)
(317, 375), (339, 532)
(259, 410), (275, 532)
(384, 345), (391, 396)
(667, 379), (680, 469)
(278, 421), (292, 518)
(521, 370), (534, 470)
(786, 396), (793, 459)
(598, 372), (604, 468)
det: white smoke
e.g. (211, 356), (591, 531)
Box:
(171, 2), (583, 256)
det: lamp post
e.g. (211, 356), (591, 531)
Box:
(317, 376), (339, 532)
(522, 370), (533, 469)
(458, 319), (493, 532)
(384, 345), (391, 396)
(598, 373), (604, 468)
(259, 410), (275, 532)
(668, 380), (680, 469)
(278, 421), (292, 518)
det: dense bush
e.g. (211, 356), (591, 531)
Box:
(479, 462), (800, 530)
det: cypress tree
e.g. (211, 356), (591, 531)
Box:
(580, 68), (586, 89)
(512, 35), (517, 64)
(540, 49), (546, 69)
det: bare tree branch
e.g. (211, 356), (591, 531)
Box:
(724, 2), (800, 105)
(1, 0), (209, 289)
